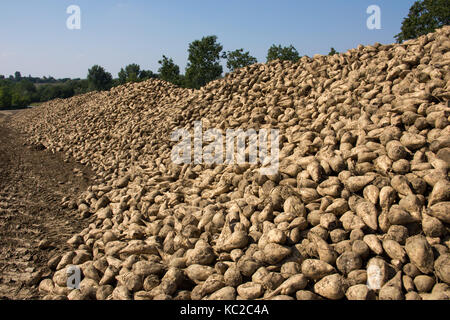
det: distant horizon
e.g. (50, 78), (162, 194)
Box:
(1, 0), (417, 79)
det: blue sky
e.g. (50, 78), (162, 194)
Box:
(0, 0), (416, 79)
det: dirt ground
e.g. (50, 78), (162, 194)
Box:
(0, 110), (94, 299)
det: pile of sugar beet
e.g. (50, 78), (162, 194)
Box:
(11, 26), (450, 300)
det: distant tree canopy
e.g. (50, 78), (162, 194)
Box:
(11, 80), (36, 106)
(185, 35), (223, 89)
(139, 69), (158, 81)
(0, 35), (304, 108)
(0, 62), (154, 109)
(223, 49), (258, 72)
(87, 65), (113, 91)
(0, 63), (158, 109)
(158, 55), (181, 85)
(118, 64), (157, 84)
(1, 73), (64, 84)
(328, 47), (338, 55)
(0, 85), (12, 108)
(118, 63), (140, 84)
(395, 0), (450, 43)
(266, 44), (300, 62)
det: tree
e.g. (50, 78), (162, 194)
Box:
(222, 49), (258, 72)
(18, 79), (36, 94)
(11, 90), (30, 107)
(14, 71), (22, 81)
(7, 80), (36, 107)
(328, 47), (338, 55)
(0, 86), (12, 108)
(266, 44), (300, 62)
(38, 85), (58, 102)
(139, 70), (158, 81)
(118, 69), (127, 84)
(71, 79), (89, 95)
(87, 65), (113, 91)
(118, 63), (141, 84)
(395, 0), (450, 43)
(185, 35), (223, 89)
(158, 55), (181, 85)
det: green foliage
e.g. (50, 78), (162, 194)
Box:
(395, 0), (450, 43)
(118, 69), (126, 85)
(11, 91), (30, 107)
(18, 79), (36, 95)
(0, 71), (109, 109)
(112, 78), (122, 87)
(139, 70), (158, 81)
(12, 80), (36, 106)
(0, 79), (35, 108)
(118, 64), (157, 84)
(177, 74), (186, 87)
(158, 55), (181, 85)
(69, 79), (89, 95)
(0, 85), (12, 108)
(87, 65), (113, 91)
(5, 74), (59, 84)
(266, 44), (300, 62)
(36, 83), (75, 102)
(223, 49), (258, 72)
(1, 33), (328, 108)
(185, 35), (223, 89)
(118, 63), (141, 84)
(328, 47), (338, 55)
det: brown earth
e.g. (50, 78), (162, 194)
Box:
(0, 110), (94, 299)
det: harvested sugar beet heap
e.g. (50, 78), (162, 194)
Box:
(10, 26), (450, 300)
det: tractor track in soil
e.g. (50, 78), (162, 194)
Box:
(0, 110), (94, 300)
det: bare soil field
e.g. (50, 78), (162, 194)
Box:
(0, 110), (94, 299)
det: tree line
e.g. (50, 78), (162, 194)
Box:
(0, 40), (310, 109)
(1, 0), (446, 110)
(84, 39), (313, 93)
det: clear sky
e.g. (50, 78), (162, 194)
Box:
(0, 0), (417, 79)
